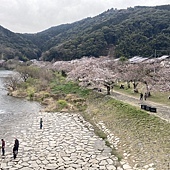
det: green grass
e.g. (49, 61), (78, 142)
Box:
(56, 100), (68, 110)
(148, 91), (170, 105)
(82, 91), (170, 165)
(51, 81), (90, 97)
(95, 95), (169, 133)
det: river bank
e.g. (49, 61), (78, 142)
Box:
(0, 111), (127, 170)
(83, 92), (170, 170)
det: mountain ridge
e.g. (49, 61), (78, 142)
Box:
(0, 5), (170, 61)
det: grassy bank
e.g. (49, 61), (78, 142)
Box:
(81, 91), (170, 169)
(11, 71), (90, 112)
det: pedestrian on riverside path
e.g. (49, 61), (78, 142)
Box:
(1, 139), (5, 156)
(40, 118), (43, 129)
(144, 93), (147, 100)
(140, 93), (143, 100)
(13, 138), (19, 159)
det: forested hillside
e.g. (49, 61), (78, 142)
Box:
(0, 5), (170, 61)
(0, 26), (41, 61)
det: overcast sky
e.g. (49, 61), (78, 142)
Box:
(0, 0), (169, 33)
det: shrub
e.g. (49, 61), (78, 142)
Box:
(56, 100), (68, 110)
(27, 87), (35, 100)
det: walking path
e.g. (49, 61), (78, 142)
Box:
(111, 90), (170, 122)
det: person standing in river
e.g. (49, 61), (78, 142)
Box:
(1, 139), (5, 156)
(13, 138), (19, 159)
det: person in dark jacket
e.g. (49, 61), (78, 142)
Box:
(13, 138), (19, 159)
(1, 139), (5, 156)
(144, 93), (147, 100)
(40, 118), (43, 129)
(140, 93), (143, 100)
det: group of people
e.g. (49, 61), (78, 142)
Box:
(1, 138), (19, 159)
(140, 92), (147, 100)
(1, 118), (43, 159)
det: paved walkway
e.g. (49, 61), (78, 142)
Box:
(0, 111), (127, 170)
(111, 90), (170, 122)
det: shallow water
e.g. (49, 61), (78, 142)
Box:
(0, 70), (41, 137)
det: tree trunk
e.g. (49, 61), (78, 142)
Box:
(133, 81), (139, 92)
(106, 86), (111, 95)
(127, 81), (130, 88)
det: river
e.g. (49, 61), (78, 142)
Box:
(0, 70), (41, 140)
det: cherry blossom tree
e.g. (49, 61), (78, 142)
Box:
(66, 57), (116, 91)
(31, 56), (170, 93)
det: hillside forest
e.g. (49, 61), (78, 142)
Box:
(0, 5), (170, 61)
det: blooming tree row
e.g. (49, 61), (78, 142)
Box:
(32, 56), (170, 93)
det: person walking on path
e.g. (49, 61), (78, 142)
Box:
(1, 139), (5, 156)
(140, 93), (143, 100)
(13, 138), (19, 159)
(144, 93), (147, 100)
(40, 118), (43, 129)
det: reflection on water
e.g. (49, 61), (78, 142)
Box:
(0, 70), (41, 124)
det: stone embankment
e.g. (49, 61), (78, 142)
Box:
(96, 121), (157, 170)
(1, 111), (130, 170)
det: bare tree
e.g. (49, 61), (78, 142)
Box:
(16, 66), (30, 82)
(3, 73), (21, 91)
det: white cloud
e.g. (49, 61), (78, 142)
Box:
(0, 0), (169, 33)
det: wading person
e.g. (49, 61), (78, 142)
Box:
(1, 139), (5, 156)
(13, 138), (19, 159)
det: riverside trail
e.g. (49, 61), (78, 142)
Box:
(110, 90), (170, 122)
